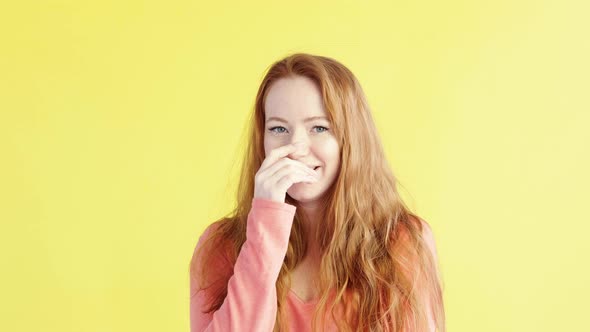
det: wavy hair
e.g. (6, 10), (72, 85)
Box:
(190, 53), (445, 331)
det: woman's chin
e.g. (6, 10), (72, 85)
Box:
(287, 185), (318, 200)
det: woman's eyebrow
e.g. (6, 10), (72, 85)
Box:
(266, 116), (328, 123)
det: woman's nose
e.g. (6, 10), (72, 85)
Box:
(288, 141), (309, 157)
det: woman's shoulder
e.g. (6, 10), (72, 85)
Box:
(404, 214), (438, 258)
(201, 218), (236, 246)
(414, 216), (439, 261)
(192, 219), (231, 261)
(200, 220), (223, 241)
(191, 220), (234, 278)
(407, 214), (434, 237)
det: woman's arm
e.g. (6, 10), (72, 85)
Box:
(190, 198), (296, 332)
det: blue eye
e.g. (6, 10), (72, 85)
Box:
(268, 126), (329, 135)
(268, 126), (287, 134)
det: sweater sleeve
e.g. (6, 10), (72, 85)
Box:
(190, 198), (297, 332)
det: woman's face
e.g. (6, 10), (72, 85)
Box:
(263, 75), (340, 204)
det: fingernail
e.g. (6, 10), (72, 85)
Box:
(293, 142), (305, 147)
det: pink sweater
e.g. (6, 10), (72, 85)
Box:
(189, 198), (438, 331)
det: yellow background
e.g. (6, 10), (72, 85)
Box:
(1, 0), (588, 331)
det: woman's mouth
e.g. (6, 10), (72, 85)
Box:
(313, 166), (321, 177)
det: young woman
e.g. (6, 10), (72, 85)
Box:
(189, 53), (446, 332)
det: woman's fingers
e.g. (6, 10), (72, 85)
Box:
(254, 142), (319, 203)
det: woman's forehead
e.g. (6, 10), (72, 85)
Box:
(265, 77), (325, 120)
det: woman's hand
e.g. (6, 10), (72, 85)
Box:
(253, 143), (320, 203)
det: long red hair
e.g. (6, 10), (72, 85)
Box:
(190, 53), (445, 331)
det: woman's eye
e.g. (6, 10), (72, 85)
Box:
(268, 126), (287, 134)
(268, 126), (329, 135)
